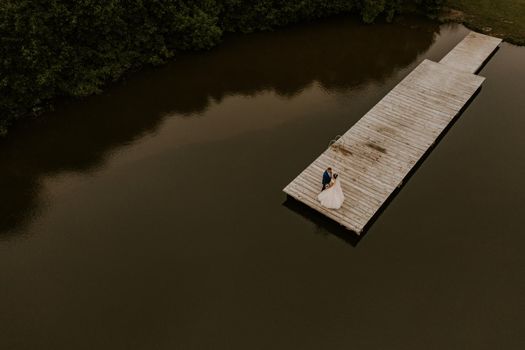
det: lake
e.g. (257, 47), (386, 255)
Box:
(1, 16), (524, 349)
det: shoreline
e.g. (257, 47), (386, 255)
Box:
(440, 3), (525, 46)
(3, 2), (524, 136)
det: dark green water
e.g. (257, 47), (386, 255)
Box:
(1, 17), (524, 349)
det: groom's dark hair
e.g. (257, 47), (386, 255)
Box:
(327, 167), (332, 171)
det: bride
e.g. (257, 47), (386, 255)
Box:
(317, 173), (345, 209)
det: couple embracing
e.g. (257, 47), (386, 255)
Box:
(317, 167), (345, 209)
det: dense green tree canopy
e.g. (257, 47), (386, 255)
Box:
(0, 0), (441, 135)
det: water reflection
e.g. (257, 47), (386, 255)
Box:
(283, 197), (361, 246)
(0, 17), (440, 236)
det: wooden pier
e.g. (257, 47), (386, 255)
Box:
(283, 32), (502, 234)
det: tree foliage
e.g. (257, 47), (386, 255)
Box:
(0, 0), (442, 135)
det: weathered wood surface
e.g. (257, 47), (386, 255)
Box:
(283, 32), (501, 234)
(440, 31), (502, 74)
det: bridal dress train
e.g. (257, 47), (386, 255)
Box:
(317, 179), (345, 209)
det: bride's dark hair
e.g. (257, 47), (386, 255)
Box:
(333, 173), (338, 179)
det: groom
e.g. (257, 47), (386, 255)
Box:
(322, 167), (332, 191)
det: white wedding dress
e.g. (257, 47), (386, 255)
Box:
(317, 179), (345, 209)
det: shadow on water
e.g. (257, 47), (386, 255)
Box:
(282, 197), (362, 246)
(0, 16), (440, 236)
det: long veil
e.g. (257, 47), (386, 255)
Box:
(333, 179), (345, 203)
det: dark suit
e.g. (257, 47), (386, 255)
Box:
(322, 170), (332, 191)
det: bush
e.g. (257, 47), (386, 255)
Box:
(0, 0), (442, 135)
(413, 0), (443, 18)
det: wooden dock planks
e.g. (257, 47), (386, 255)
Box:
(440, 31), (502, 73)
(283, 32), (502, 234)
